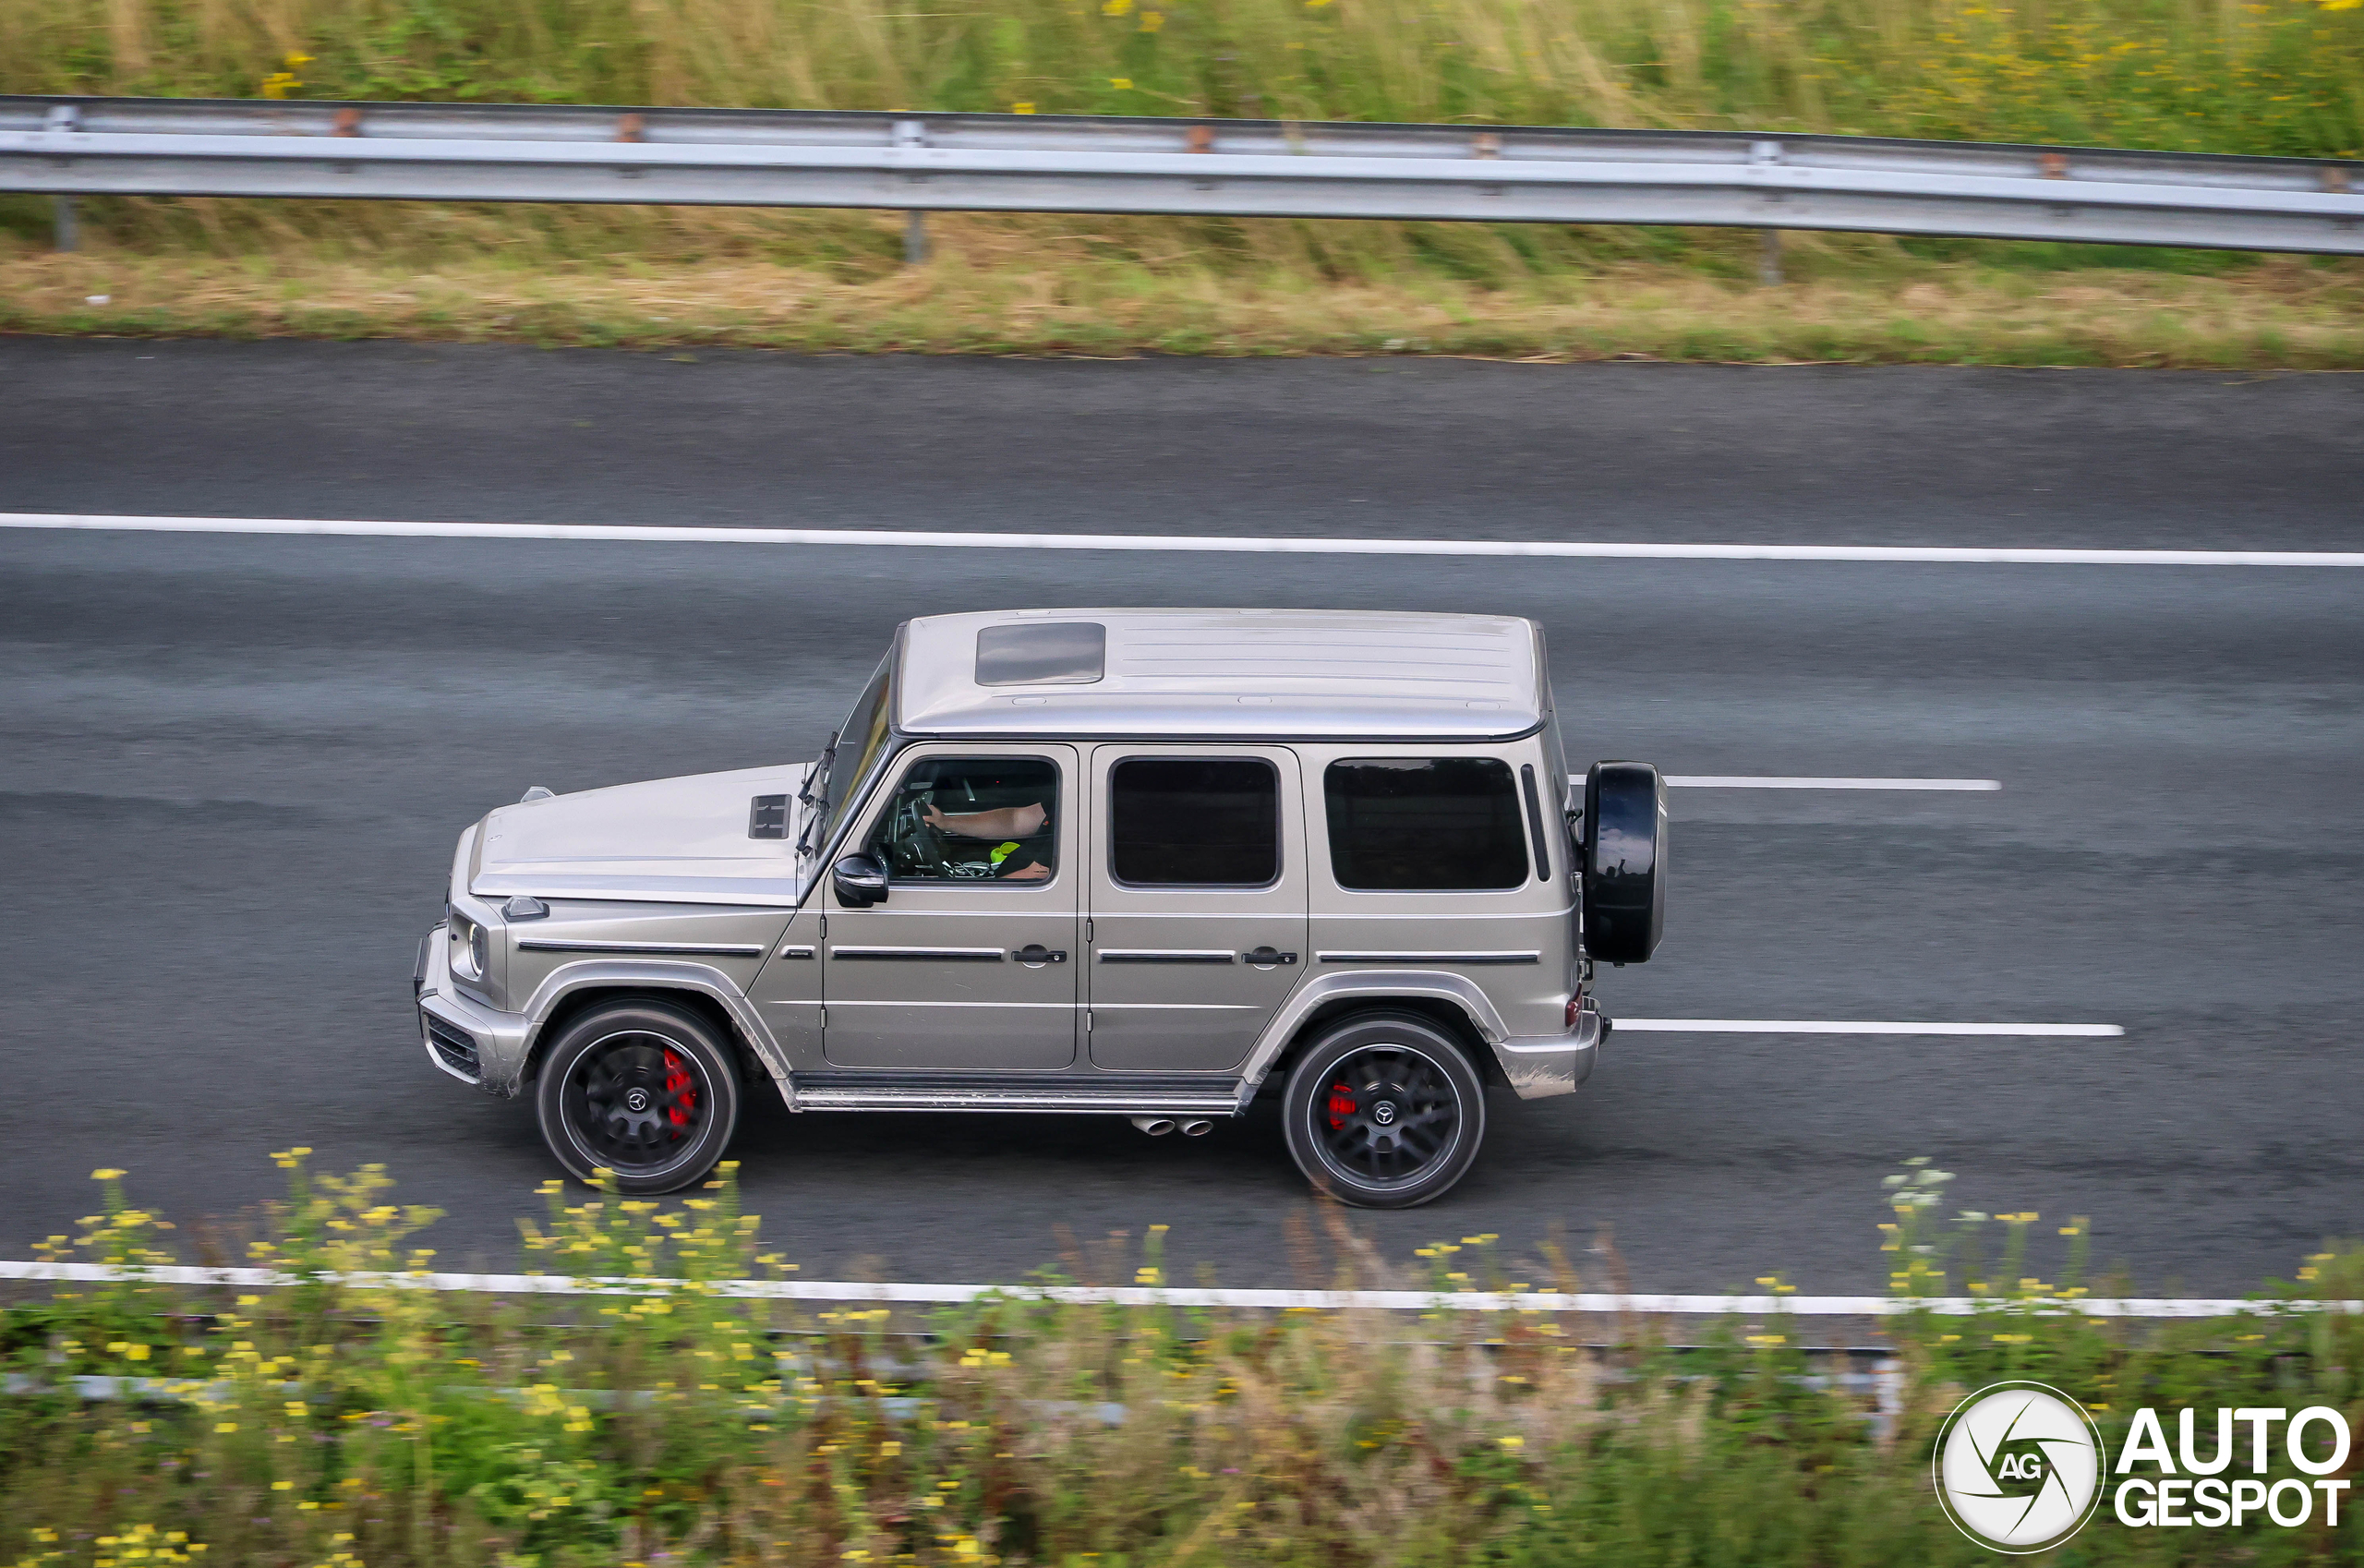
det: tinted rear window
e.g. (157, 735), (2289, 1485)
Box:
(1110, 758), (1278, 886)
(1324, 757), (1528, 891)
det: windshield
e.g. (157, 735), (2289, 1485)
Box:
(806, 656), (894, 861)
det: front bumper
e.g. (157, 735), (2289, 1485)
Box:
(415, 923), (532, 1098)
(1488, 997), (1606, 1100)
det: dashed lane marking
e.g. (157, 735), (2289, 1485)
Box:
(1665, 776), (2000, 790)
(1615, 1019), (2124, 1037)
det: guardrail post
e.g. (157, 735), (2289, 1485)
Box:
(896, 121), (930, 264)
(1749, 140), (1786, 284)
(43, 105), (81, 251)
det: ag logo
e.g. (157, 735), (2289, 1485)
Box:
(1934, 1381), (2108, 1553)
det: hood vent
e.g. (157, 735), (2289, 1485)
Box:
(749, 794), (790, 839)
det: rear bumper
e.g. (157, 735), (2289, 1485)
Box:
(415, 923), (532, 1098)
(1488, 998), (1605, 1100)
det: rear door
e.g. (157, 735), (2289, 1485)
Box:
(821, 745), (1080, 1068)
(1084, 745), (1309, 1072)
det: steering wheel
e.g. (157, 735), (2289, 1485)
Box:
(889, 782), (951, 875)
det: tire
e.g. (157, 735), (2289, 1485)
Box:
(535, 999), (742, 1195)
(1282, 1012), (1487, 1210)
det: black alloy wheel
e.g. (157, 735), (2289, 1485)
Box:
(1282, 1012), (1486, 1209)
(535, 1000), (742, 1194)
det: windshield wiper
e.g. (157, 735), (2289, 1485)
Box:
(795, 730), (839, 859)
(799, 730), (838, 810)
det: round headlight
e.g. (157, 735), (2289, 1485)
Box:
(449, 914), (486, 981)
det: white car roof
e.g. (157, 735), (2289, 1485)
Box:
(894, 609), (1547, 741)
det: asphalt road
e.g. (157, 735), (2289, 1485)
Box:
(4, 337), (2359, 1297)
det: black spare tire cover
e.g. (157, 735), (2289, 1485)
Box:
(1582, 761), (1666, 964)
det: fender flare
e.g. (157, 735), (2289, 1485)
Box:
(1234, 970), (1508, 1110)
(521, 959), (794, 1096)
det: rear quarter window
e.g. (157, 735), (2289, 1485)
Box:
(1323, 757), (1529, 891)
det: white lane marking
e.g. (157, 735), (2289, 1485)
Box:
(1666, 776), (2000, 790)
(1616, 1019), (2124, 1037)
(0, 1261), (2338, 1317)
(5, 513), (2362, 566)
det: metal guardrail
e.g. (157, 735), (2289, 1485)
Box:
(5, 94), (2360, 259)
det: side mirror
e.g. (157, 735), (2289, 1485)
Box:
(1581, 762), (1667, 964)
(832, 852), (890, 909)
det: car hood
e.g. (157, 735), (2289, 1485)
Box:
(468, 762), (814, 906)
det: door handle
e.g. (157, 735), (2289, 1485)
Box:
(1245, 946), (1299, 968)
(1014, 944), (1068, 967)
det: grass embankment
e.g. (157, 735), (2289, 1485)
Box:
(3, 0), (2362, 363)
(3, 1156), (2360, 1566)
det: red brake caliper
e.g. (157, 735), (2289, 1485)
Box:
(662, 1049), (697, 1133)
(1326, 1080), (1357, 1131)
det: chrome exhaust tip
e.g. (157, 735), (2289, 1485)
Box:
(1178, 1118), (1214, 1138)
(1129, 1116), (1176, 1137)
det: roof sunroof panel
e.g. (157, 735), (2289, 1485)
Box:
(975, 621), (1106, 686)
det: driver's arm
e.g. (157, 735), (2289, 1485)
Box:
(921, 802), (1048, 840)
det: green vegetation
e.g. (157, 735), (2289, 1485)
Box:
(3, 1155), (2359, 1566)
(1, 0), (2359, 360)
(6, 0), (2361, 155)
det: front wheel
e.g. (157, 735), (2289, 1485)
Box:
(1282, 1013), (1486, 1209)
(535, 1000), (742, 1194)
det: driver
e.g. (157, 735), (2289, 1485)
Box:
(921, 799), (1053, 880)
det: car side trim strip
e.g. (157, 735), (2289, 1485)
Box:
(1095, 949), (1236, 964)
(1316, 951), (1541, 965)
(830, 946), (1006, 961)
(517, 938), (768, 957)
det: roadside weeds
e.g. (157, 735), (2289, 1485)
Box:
(3, 1154), (2358, 1565)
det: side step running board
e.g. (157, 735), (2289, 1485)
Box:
(789, 1070), (1241, 1116)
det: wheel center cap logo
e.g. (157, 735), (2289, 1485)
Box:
(1371, 1102), (1398, 1126)
(624, 1088), (652, 1114)
(1934, 1381), (2107, 1553)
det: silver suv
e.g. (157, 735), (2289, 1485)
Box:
(416, 609), (1666, 1208)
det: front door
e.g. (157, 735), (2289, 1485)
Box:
(1086, 745), (1309, 1072)
(821, 746), (1080, 1069)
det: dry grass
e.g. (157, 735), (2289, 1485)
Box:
(6, 212), (2362, 366)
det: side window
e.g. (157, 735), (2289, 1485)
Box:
(1109, 758), (1279, 887)
(1324, 757), (1528, 891)
(871, 756), (1060, 885)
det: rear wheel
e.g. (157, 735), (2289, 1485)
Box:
(1282, 1013), (1486, 1209)
(535, 1000), (741, 1194)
